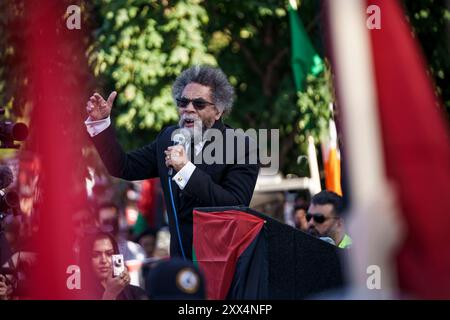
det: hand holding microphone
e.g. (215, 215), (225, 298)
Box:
(165, 131), (189, 176)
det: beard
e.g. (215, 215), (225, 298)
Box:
(307, 227), (320, 237)
(178, 114), (215, 143)
(307, 224), (338, 240)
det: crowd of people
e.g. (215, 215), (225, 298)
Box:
(0, 187), (208, 300)
(0, 65), (352, 300)
(0, 185), (351, 300)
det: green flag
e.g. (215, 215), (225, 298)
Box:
(132, 212), (149, 236)
(289, 0), (324, 91)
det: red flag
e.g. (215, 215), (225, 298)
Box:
(193, 209), (265, 299)
(22, 0), (90, 298)
(328, 0), (450, 298)
(367, 0), (450, 298)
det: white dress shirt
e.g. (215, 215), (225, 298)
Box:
(85, 116), (111, 137)
(171, 140), (204, 189)
(85, 116), (201, 189)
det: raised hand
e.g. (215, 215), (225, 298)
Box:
(102, 268), (131, 300)
(86, 91), (117, 121)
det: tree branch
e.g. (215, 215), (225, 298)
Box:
(306, 13), (321, 33)
(233, 37), (264, 78)
(263, 47), (289, 96)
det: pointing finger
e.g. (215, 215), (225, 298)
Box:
(107, 91), (117, 106)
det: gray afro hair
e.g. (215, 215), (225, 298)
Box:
(172, 65), (235, 116)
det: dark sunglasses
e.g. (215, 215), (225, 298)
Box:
(306, 213), (338, 224)
(176, 97), (214, 110)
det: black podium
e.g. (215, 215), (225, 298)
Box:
(193, 206), (345, 300)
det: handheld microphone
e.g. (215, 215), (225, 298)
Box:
(168, 132), (187, 176)
(167, 128), (191, 259)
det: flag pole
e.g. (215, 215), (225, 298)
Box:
(307, 135), (322, 196)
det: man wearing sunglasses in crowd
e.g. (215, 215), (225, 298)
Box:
(306, 191), (352, 249)
(84, 65), (260, 260)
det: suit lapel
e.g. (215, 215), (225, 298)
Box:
(195, 119), (226, 173)
(165, 119), (226, 206)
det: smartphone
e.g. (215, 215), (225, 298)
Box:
(112, 254), (125, 278)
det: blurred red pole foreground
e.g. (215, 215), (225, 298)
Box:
(22, 0), (90, 299)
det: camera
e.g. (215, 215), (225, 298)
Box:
(0, 108), (28, 149)
(112, 254), (125, 277)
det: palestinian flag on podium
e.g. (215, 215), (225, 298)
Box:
(193, 209), (268, 300)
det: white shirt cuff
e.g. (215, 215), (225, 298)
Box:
(85, 116), (111, 137)
(172, 161), (196, 190)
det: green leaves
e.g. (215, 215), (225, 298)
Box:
(297, 69), (332, 140)
(402, 0), (449, 114)
(89, 0), (215, 148)
(85, 0), (449, 173)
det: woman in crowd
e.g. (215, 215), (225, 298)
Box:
(78, 231), (147, 300)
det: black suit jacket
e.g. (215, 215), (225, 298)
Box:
(92, 119), (260, 259)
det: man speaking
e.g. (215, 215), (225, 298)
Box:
(85, 65), (260, 259)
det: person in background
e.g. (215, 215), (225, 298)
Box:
(136, 228), (158, 259)
(136, 228), (163, 282)
(293, 203), (308, 231)
(73, 206), (98, 261)
(306, 190), (352, 249)
(3, 217), (21, 254)
(96, 202), (146, 262)
(78, 231), (147, 300)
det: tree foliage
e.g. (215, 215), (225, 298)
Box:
(90, 0), (331, 174)
(89, 0), (216, 148)
(402, 0), (450, 116)
(1, 0), (448, 176)
(204, 1), (333, 174)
